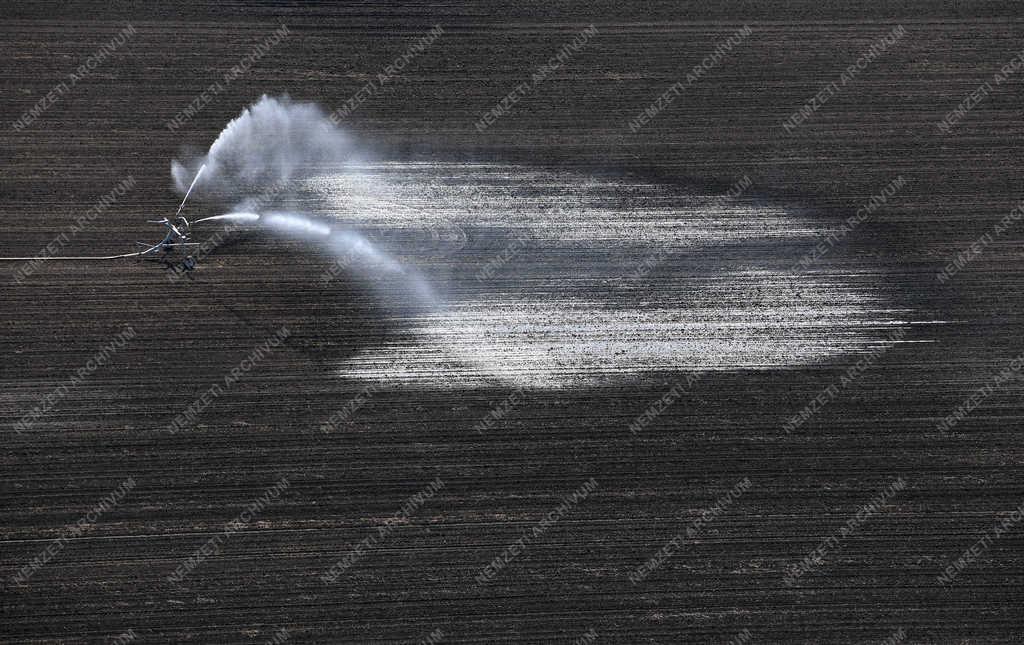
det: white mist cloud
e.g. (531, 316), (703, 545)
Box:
(170, 99), (914, 389)
(171, 94), (354, 197)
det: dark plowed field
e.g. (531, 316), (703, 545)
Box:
(2, 2), (1023, 643)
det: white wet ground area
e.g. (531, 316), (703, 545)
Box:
(290, 162), (913, 388)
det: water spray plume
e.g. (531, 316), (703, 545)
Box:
(175, 163), (206, 217)
(171, 95), (353, 196)
(171, 95), (436, 305)
(194, 213), (260, 225)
